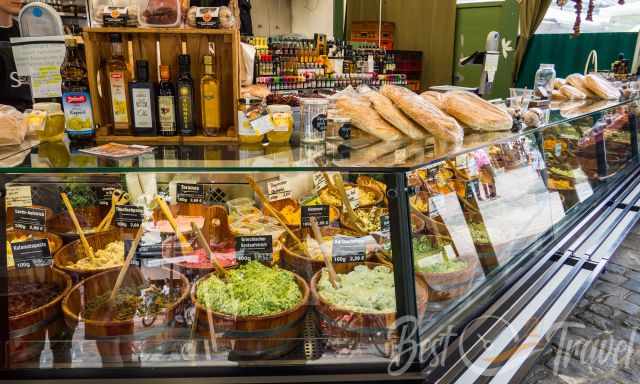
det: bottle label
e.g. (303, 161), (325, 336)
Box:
(195, 7), (220, 28)
(62, 90), (94, 137)
(158, 95), (176, 133)
(103, 6), (128, 26)
(131, 88), (153, 128)
(178, 86), (193, 133)
(109, 71), (128, 124)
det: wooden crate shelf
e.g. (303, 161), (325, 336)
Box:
(83, 25), (240, 144)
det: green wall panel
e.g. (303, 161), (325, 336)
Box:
(516, 33), (637, 88)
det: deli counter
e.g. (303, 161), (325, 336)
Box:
(1, 98), (640, 383)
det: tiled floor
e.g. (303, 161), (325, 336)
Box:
(524, 225), (640, 384)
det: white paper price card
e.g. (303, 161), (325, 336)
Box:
(455, 154), (468, 169)
(443, 244), (458, 260)
(417, 252), (444, 269)
(313, 172), (329, 193)
(267, 178), (293, 202)
(250, 115), (274, 135)
(6, 185), (32, 207)
(575, 182), (593, 203)
(346, 187), (360, 209)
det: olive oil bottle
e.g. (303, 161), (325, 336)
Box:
(107, 33), (131, 135)
(177, 54), (195, 136)
(201, 53), (221, 136)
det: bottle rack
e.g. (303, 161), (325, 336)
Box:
(83, 27), (240, 144)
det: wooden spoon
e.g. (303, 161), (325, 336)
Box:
(154, 196), (193, 253)
(246, 176), (313, 260)
(333, 174), (367, 232)
(60, 193), (95, 259)
(108, 224), (145, 302)
(310, 217), (338, 289)
(191, 222), (228, 279)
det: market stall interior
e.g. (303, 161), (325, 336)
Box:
(2, 0), (640, 383)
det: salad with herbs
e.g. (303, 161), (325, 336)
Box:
(196, 261), (302, 317)
(317, 265), (395, 313)
(413, 236), (468, 274)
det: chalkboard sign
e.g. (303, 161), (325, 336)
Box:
(11, 239), (51, 268)
(235, 236), (273, 263)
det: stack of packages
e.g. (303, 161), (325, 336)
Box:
(333, 84), (514, 144)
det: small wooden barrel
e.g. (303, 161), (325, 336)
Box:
(53, 230), (124, 279)
(281, 227), (368, 281)
(48, 206), (110, 243)
(62, 267), (190, 362)
(191, 270), (309, 359)
(310, 263), (429, 346)
(417, 257), (477, 302)
(9, 266), (72, 364)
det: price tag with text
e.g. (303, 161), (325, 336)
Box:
(6, 186), (32, 208)
(380, 215), (390, 233)
(11, 239), (51, 268)
(115, 205), (144, 229)
(301, 205), (330, 227)
(96, 186), (118, 206)
(176, 183), (205, 204)
(313, 172), (329, 193)
(13, 207), (46, 232)
(235, 236), (273, 263)
(346, 187), (360, 209)
(332, 236), (366, 264)
(267, 179), (293, 202)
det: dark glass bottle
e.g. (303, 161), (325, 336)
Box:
(176, 54), (195, 136)
(129, 60), (157, 136)
(157, 64), (177, 136)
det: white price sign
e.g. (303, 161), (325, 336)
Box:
(267, 178), (293, 202)
(346, 187), (360, 209)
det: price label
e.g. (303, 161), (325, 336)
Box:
(429, 194), (445, 217)
(444, 244), (458, 260)
(195, 6), (221, 28)
(235, 236), (273, 263)
(575, 182), (594, 202)
(176, 183), (205, 204)
(380, 215), (390, 233)
(6, 186), (32, 207)
(417, 252), (444, 269)
(346, 188), (360, 209)
(332, 236), (366, 264)
(313, 172), (329, 193)
(96, 186), (118, 206)
(267, 179), (293, 202)
(115, 205), (144, 229)
(13, 207), (46, 232)
(455, 154), (468, 169)
(11, 239), (51, 268)
(312, 114), (328, 132)
(301, 205), (330, 227)
(250, 115), (275, 135)
(554, 143), (562, 157)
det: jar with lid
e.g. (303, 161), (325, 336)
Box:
(266, 104), (293, 144)
(327, 116), (352, 140)
(238, 97), (266, 144)
(534, 64), (556, 94)
(300, 98), (328, 144)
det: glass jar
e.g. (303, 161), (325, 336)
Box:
(327, 116), (352, 140)
(238, 97), (266, 144)
(300, 98), (328, 144)
(266, 104), (293, 144)
(534, 64), (556, 94)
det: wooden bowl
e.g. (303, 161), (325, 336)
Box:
(310, 263), (428, 345)
(281, 227), (366, 280)
(191, 269), (309, 359)
(53, 230), (124, 279)
(48, 206), (110, 242)
(9, 266), (72, 364)
(62, 267), (190, 337)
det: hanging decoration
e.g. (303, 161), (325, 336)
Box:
(557, 0), (626, 36)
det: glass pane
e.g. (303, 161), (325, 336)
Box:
(4, 171), (405, 370)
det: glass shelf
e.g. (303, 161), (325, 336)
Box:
(0, 99), (635, 175)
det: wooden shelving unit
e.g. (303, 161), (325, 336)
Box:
(83, 25), (240, 144)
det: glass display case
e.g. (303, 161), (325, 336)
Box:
(1, 98), (639, 383)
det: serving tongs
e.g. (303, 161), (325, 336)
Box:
(60, 192), (95, 259)
(246, 176), (313, 260)
(96, 189), (130, 232)
(310, 217), (339, 289)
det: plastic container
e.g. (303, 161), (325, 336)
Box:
(90, 0), (139, 26)
(534, 64), (556, 94)
(300, 98), (328, 144)
(33, 103), (65, 142)
(238, 97), (267, 144)
(138, 0), (181, 27)
(267, 104), (293, 144)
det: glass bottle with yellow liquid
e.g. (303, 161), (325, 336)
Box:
(107, 33), (131, 135)
(201, 52), (221, 136)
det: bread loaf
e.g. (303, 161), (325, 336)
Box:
(559, 85), (586, 100)
(566, 74), (598, 99)
(553, 78), (566, 90)
(360, 89), (426, 140)
(441, 91), (513, 131)
(335, 96), (404, 142)
(584, 74), (620, 100)
(419, 91), (445, 110)
(380, 85), (463, 142)
(552, 90), (567, 100)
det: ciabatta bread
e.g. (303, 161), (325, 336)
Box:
(441, 91), (513, 131)
(584, 74), (620, 100)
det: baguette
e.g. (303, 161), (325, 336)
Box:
(566, 74), (598, 99)
(559, 85), (586, 100)
(335, 96), (404, 142)
(380, 85), (463, 142)
(584, 74), (620, 100)
(359, 87), (426, 140)
(441, 91), (513, 131)
(419, 91), (446, 110)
